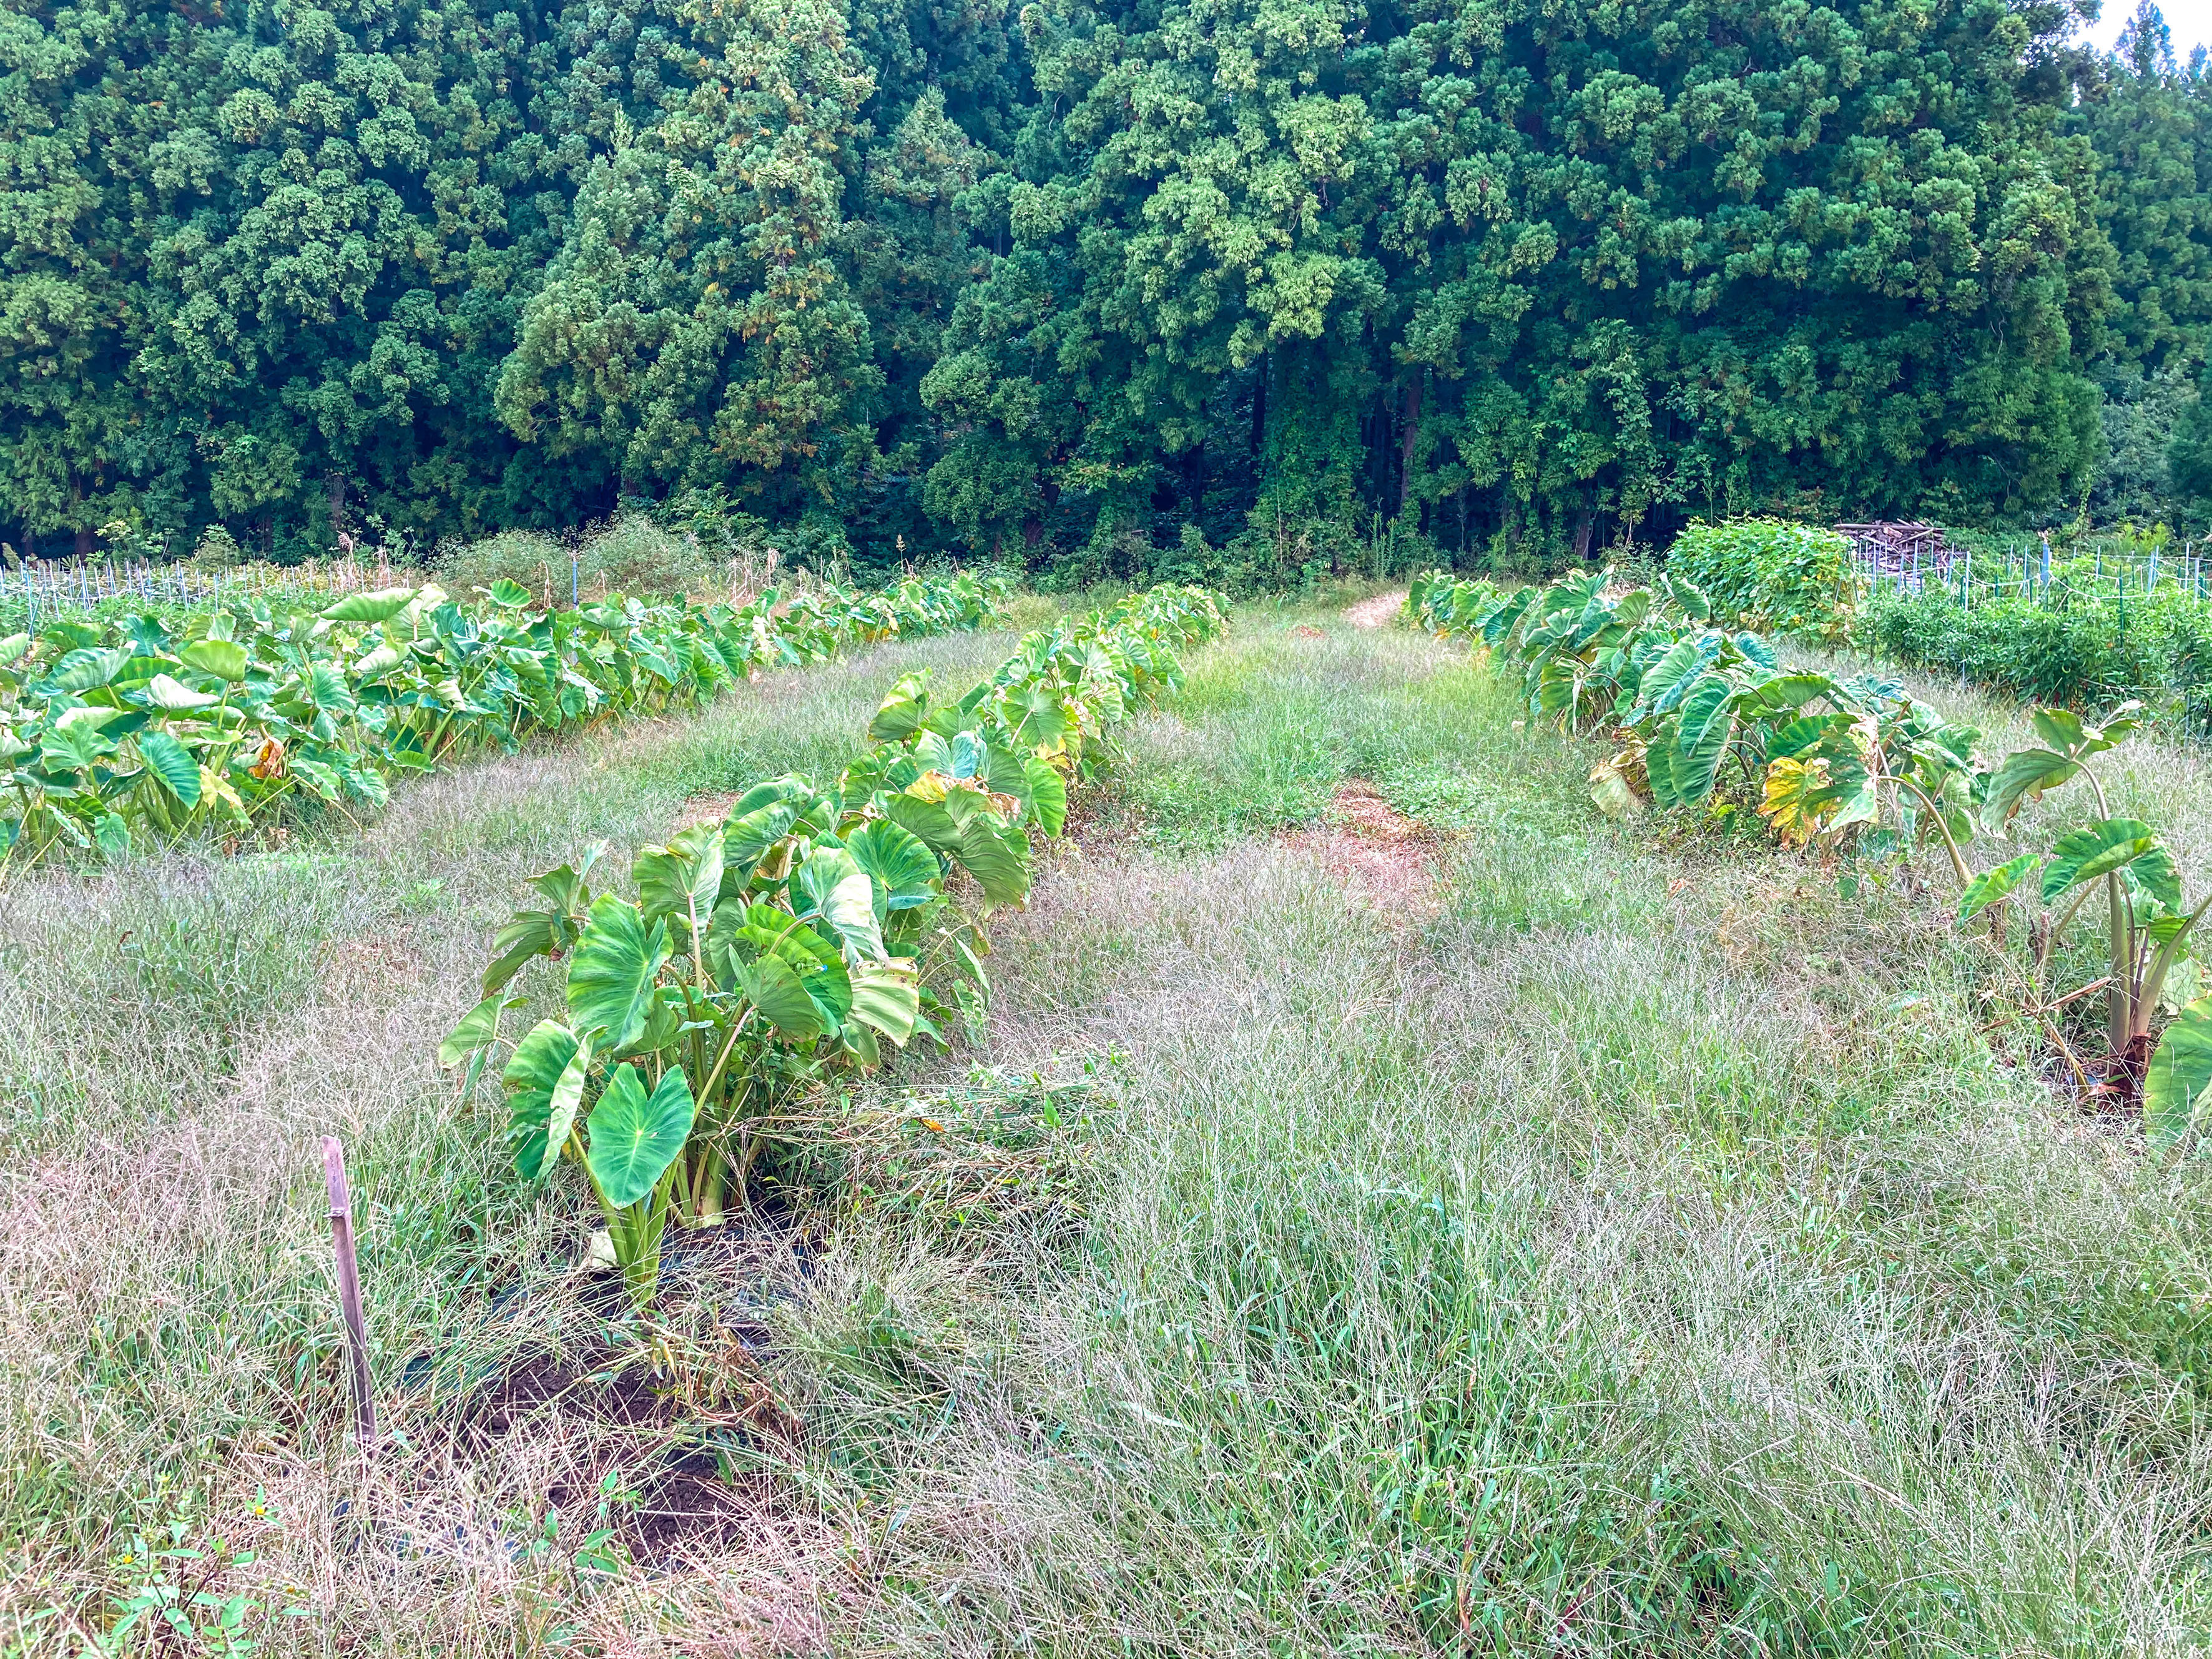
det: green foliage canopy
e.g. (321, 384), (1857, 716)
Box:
(6, 0), (2211, 567)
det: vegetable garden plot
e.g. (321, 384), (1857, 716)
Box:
(1412, 568), (2212, 1141)
(440, 584), (1229, 1310)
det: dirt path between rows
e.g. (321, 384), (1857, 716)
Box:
(1285, 779), (1443, 921)
(1344, 590), (1407, 628)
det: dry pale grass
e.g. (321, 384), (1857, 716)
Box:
(1341, 589), (1408, 629)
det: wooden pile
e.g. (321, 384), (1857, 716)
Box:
(1837, 521), (1952, 588)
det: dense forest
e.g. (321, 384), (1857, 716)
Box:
(4, 0), (2211, 575)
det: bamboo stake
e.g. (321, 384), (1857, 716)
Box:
(320, 1137), (377, 1449)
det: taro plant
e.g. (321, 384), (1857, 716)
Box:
(1417, 567), (2212, 1136)
(446, 805), (938, 1260)
(1957, 704), (2211, 1101)
(1747, 681), (1982, 878)
(1413, 567), (1982, 869)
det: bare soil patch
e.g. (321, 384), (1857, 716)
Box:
(1284, 779), (1443, 918)
(1342, 590), (1408, 629)
(673, 791), (744, 834)
(456, 1337), (792, 1559)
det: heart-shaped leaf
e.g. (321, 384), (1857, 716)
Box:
(1958, 854), (2041, 923)
(2040, 818), (2175, 907)
(1730, 674), (1834, 719)
(43, 645), (131, 694)
(1022, 757), (1068, 835)
(180, 639), (249, 682)
(40, 721), (117, 774)
(953, 815), (1031, 907)
(1983, 747), (2078, 830)
(794, 848), (885, 957)
(308, 662), (356, 713)
(566, 895), (670, 1051)
(145, 673), (219, 711)
(503, 1020), (586, 1177)
(1668, 687), (1734, 804)
(867, 670), (931, 741)
(848, 960), (920, 1045)
(353, 639), (406, 677)
(722, 777), (819, 871)
(635, 824), (724, 947)
(438, 993), (509, 1068)
(846, 818), (940, 913)
(2146, 994), (2212, 1149)
(1757, 754), (1829, 847)
(585, 1063), (695, 1208)
(320, 587), (418, 624)
(137, 729), (202, 806)
(740, 951), (826, 1040)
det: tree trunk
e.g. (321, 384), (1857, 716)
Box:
(328, 471), (349, 549)
(1250, 353), (1268, 458)
(75, 524), (94, 560)
(1572, 509), (1595, 563)
(1397, 377), (1422, 518)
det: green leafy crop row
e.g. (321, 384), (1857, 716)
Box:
(1865, 581), (2212, 722)
(438, 584), (1229, 1307)
(1411, 569), (1982, 859)
(1412, 571), (2212, 1148)
(0, 573), (1003, 868)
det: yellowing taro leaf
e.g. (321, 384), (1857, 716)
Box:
(1588, 755), (1643, 820)
(1759, 755), (1831, 848)
(199, 766), (248, 819)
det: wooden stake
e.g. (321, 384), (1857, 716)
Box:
(320, 1137), (377, 1449)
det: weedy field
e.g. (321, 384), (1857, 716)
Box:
(4, 591), (2211, 1656)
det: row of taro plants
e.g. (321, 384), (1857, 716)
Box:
(0, 571), (1001, 866)
(439, 584), (1229, 1308)
(1410, 570), (2212, 1148)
